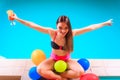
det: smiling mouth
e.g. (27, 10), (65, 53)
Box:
(61, 32), (65, 34)
(62, 33), (67, 36)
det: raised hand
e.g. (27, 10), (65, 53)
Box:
(105, 19), (113, 26)
(6, 10), (16, 26)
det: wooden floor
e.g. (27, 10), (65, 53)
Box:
(0, 59), (120, 80)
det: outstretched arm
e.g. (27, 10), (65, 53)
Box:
(12, 14), (54, 34)
(72, 19), (113, 36)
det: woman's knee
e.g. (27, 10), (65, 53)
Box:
(37, 59), (55, 75)
(37, 65), (52, 78)
(67, 59), (85, 77)
(74, 67), (85, 77)
(37, 66), (43, 75)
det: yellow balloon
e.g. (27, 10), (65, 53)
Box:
(7, 10), (14, 16)
(31, 49), (46, 66)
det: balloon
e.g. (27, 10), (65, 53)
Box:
(80, 73), (99, 80)
(54, 60), (67, 73)
(77, 58), (90, 71)
(7, 10), (13, 16)
(28, 67), (41, 80)
(31, 49), (46, 66)
(9, 16), (14, 20)
(6, 10), (14, 20)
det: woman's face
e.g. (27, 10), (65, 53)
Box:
(57, 22), (69, 37)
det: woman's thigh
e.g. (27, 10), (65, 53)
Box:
(67, 59), (84, 72)
(37, 58), (55, 70)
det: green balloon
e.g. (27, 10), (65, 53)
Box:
(54, 60), (67, 73)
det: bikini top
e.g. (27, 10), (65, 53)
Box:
(51, 32), (64, 50)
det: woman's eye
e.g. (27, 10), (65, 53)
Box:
(65, 27), (68, 30)
(59, 27), (62, 29)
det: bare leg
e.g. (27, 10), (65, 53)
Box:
(60, 59), (84, 79)
(62, 77), (68, 80)
(37, 58), (62, 80)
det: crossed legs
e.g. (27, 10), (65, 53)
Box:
(37, 58), (84, 80)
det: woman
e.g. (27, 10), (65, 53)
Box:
(11, 15), (112, 80)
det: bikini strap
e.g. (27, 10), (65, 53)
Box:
(53, 31), (57, 41)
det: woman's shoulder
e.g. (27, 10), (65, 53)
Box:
(48, 28), (57, 38)
(48, 28), (56, 34)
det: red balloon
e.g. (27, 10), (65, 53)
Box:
(9, 16), (14, 20)
(80, 73), (99, 80)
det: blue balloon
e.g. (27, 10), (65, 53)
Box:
(28, 66), (41, 80)
(77, 58), (90, 71)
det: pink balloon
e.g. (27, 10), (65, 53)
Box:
(80, 73), (99, 80)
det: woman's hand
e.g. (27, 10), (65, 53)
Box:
(105, 19), (113, 26)
(11, 13), (18, 20)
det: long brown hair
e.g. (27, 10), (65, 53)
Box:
(56, 15), (73, 52)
